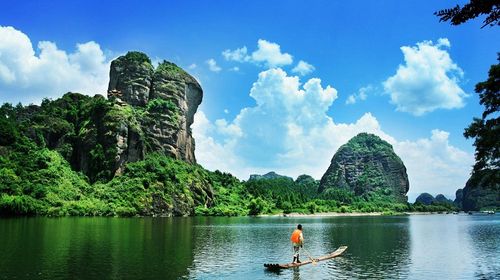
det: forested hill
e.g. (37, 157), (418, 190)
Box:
(319, 133), (409, 202)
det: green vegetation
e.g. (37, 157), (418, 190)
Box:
(123, 51), (152, 66)
(319, 133), (409, 203)
(145, 98), (181, 126)
(0, 93), (458, 217)
(437, 1), (499, 211)
(155, 61), (188, 79)
(435, 0), (499, 28)
(464, 56), (499, 174)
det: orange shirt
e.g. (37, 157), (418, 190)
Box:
(290, 229), (304, 244)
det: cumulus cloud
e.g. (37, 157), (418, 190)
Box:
(346, 85), (372, 105)
(0, 26), (110, 105)
(393, 130), (473, 200)
(383, 38), (468, 116)
(292, 60), (315, 76)
(251, 39), (293, 67)
(188, 63), (197, 69)
(222, 39), (293, 67)
(206, 58), (221, 72)
(193, 67), (473, 200)
(222, 46), (249, 62)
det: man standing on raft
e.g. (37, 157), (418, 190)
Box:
(290, 224), (304, 263)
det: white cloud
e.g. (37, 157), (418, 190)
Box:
(394, 130), (473, 201)
(206, 58), (221, 72)
(229, 66), (240, 72)
(292, 60), (315, 76)
(383, 38), (468, 116)
(193, 67), (473, 201)
(346, 85), (371, 105)
(222, 46), (249, 62)
(0, 26), (110, 105)
(251, 39), (293, 67)
(188, 63), (197, 69)
(222, 39), (293, 68)
(345, 95), (356, 105)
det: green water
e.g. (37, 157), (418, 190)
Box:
(0, 215), (499, 279)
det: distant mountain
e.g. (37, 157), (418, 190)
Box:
(415, 193), (435, 205)
(248, 171), (293, 181)
(319, 133), (409, 202)
(434, 194), (453, 204)
(295, 174), (317, 185)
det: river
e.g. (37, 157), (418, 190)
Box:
(0, 214), (498, 279)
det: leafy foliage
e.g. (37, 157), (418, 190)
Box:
(464, 56), (500, 173)
(155, 61), (188, 79)
(435, 0), (500, 28)
(124, 51), (152, 65)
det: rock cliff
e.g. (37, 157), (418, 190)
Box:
(108, 52), (154, 106)
(319, 133), (409, 202)
(454, 169), (499, 211)
(454, 189), (464, 208)
(103, 52), (202, 175)
(17, 52), (202, 182)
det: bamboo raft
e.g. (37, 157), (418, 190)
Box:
(264, 246), (348, 269)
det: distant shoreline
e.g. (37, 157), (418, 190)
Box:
(259, 211), (462, 217)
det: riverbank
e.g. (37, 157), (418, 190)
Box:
(260, 211), (467, 217)
(261, 212), (386, 217)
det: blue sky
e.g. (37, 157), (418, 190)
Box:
(0, 0), (498, 201)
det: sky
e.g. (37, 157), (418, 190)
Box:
(0, 0), (498, 201)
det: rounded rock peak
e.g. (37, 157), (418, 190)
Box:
(319, 133), (409, 202)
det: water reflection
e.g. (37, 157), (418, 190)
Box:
(465, 215), (500, 279)
(184, 216), (411, 279)
(1, 215), (498, 280)
(322, 216), (411, 279)
(0, 217), (196, 280)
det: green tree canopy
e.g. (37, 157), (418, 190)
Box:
(435, 0), (500, 28)
(464, 56), (500, 172)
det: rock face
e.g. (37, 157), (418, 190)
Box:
(319, 133), (409, 202)
(108, 52), (154, 107)
(248, 171), (293, 181)
(144, 61), (202, 163)
(455, 169), (499, 211)
(454, 189), (464, 209)
(104, 52), (202, 175)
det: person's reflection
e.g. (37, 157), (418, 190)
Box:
(292, 267), (301, 280)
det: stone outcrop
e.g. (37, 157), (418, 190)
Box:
(319, 133), (409, 202)
(454, 189), (464, 209)
(108, 52), (154, 106)
(105, 52), (202, 175)
(454, 169), (499, 211)
(144, 61), (202, 163)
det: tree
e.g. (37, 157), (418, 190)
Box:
(435, 0), (500, 28)
(464, 56), (500, 172)
(248, 197), (265, 215)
